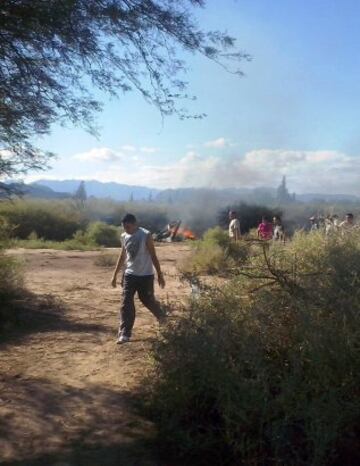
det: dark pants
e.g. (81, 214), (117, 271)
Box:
(119, 274), (164, 338)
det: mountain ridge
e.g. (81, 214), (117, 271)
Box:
(3, 179), (359, 204)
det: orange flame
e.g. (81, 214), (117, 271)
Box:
(179, 228), (196, 240)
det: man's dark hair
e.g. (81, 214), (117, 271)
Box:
(122, 213), (137, 224)
(346, 213), (354, 218)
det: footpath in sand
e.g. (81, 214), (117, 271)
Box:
(0, 243), (190, 466)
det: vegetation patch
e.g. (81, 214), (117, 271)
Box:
(146, 230), (360, 465)
(179, 226), (251, 276)
(94, 253), (118, 267)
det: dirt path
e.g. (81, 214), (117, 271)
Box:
(0, 244), (190, 466)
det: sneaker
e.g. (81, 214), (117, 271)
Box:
(116, 335), (130, 344)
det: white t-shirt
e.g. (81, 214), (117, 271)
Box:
(229, 218), (240, 238)
(273, 224), (283, 240)
(325, 219), (334, 235)
(121, 227), (154, 276)
(339, 221), (355, 233)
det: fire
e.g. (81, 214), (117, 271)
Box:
(159, 220), (196, 241)
(180, 228), (196, 240)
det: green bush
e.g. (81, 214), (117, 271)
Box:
(147, 230), (360, 465)
(202, 225), (229, 248)
(0, 253), (23, 300)
(10, 237), (98, 251)
(86, 222), (121, 247)
(0, 228), (24, 329)
(0, 200), (83, 240)
(10, 228), (100, 250)
(180, 226), (250, 276)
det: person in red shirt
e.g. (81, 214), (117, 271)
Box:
(257, 216), (273, 241)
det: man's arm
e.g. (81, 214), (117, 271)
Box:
(111, 247), (125, 288)
(146, 235), (165, 288)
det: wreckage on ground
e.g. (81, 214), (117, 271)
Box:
(153, 220), (196, 242)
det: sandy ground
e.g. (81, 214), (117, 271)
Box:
(0, 243), (191, 466)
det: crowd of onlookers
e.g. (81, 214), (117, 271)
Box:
(228, 210), (357, 242)
(309, 212), (356, 235)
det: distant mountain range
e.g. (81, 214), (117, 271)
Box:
(2, 179), (359, 204)
(295, 193), (360, 202)
(32, 179), (159, 201)
(0, 181), (71, 199)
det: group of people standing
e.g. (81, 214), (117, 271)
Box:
(228, 211), (285, 242)
(229, 210), (358, 243)
(310, 212), (356, 235)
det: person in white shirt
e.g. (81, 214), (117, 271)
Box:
(339, 213), (355, 234)
(332, 214), (340, 229)
(309, 216), (318, 231)
(228, 210), (241, 241)
(273, 216), (286, 242)
(325, 215), (334, 236)
(111, 213), (166, 344)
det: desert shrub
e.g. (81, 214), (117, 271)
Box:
(10, 235), (98, 251)
(180, 226), (250, 276)
(180, 242), (227, 276)
(0, 216), (13, 245)
(0, 219), (24, 328)
(0, 253), (23, 301)
(0, 200), (82, 240)
(86, 222), (121, 247)
(147, 230), (360, 465)
(94, 253), (117, 267)
(72, 229), (90, 244)
(202, 226), (229, 248)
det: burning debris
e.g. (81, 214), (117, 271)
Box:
(153, 220), (196, 242)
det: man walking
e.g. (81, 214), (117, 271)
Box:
(111, 213), (166, 344)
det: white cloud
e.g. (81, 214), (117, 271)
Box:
(204, 137), (231, 149)
(140, 146), (159, 154)
(30, 147), (360, 195)
(125, 149), (360, 194)
(0, 149), (13, 160)
(73, 147), (123, 163)
(121, 145), (136, 152)
(240, 149), (360, 193)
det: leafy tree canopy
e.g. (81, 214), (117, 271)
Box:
(0, 0), (249, 179)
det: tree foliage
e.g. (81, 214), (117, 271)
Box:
(0, 0), (249, 178)
(276, 175), (295, 205)
(74, 180), (87, 206)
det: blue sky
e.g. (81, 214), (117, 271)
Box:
(27, 0), (360, 194)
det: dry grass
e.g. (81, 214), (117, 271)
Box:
(94, 253), (118, 267)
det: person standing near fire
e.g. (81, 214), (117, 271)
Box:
(258, 216), (273, 241)
(228, 210), (241, 241)
(111, 213), (166, 344)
